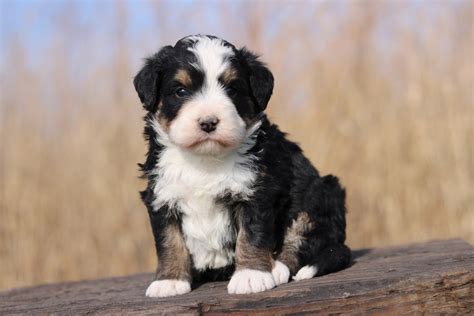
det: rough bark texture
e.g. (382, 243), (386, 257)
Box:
(1, 239), (473, 315)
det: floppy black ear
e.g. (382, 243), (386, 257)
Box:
(239, 48), (274, 111)
(133, 45), (173, 112)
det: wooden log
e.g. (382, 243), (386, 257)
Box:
(1, 239), (473, 314)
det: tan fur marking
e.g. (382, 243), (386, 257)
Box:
(156, 101), (172, 132)
(156, 224), (191, 281)
(235, 225), (273, 272)
(219, 66), (257, 128)
(174, 69), (192, 87)
(277, 212), (315, 274)
(221, 67), (238, 85)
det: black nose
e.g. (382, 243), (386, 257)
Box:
(199, 116), (219, 133)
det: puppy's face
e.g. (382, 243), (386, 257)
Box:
(134, 35), (273, 155)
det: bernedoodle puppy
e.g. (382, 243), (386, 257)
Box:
(133, 34), (351, 297)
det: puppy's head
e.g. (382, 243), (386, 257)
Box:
(134, 35), (273, 156)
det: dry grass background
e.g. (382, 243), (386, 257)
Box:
(0, 1), (473, 290)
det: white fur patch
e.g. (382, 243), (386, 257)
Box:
(272, 261), (290, 286)
(228, 269), (276, 294)
(149, 118), (261, 271)
(181, 200), (235, 270)
(145, 280), (191, 298)
(187, 36), (234, 87)
(293, 265), (318, 281)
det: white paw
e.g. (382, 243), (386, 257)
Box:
(293, 265), (318, 281)
(228, 269), (276, 294)
(272, 261), (290, 285)
(145, 279), (191, 298)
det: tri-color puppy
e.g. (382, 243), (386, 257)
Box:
(134, 35), (351, 297)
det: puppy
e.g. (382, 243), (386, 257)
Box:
(134, 35), (351, 297)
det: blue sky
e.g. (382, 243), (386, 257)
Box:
(1, 0), (467, 70)
(1, 0), (211, 67)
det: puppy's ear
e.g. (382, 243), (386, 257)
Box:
(239, 48), (274, 112)
(133, 45), (173, 112)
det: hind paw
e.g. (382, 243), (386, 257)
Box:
(293, 265), (318, 281)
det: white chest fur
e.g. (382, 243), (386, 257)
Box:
(151, 145), (257, 270)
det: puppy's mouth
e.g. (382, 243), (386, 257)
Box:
(187, 135), (233, 149)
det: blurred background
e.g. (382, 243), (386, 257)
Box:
(0, 0), (472, 291)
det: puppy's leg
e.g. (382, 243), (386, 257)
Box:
(146, 206), (192, 298)
(274, 212), (315, 284)
(292, 175), (351, 281)
(228, 207), (276, 294)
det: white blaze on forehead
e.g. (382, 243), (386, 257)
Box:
(187, 37), (234, 88)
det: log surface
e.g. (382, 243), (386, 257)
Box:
(1, 239), (473, 315)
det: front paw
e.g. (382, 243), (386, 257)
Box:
(272, 260), (290, 285)
(145, 279), (191, 298)
(228, 269), (275, 294)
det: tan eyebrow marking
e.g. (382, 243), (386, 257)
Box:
(174, 69), (192, 87)
(220, 67), (238, 85)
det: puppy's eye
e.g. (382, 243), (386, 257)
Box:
(226, 86), (237, 96)
(175, 87), (190, 98)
